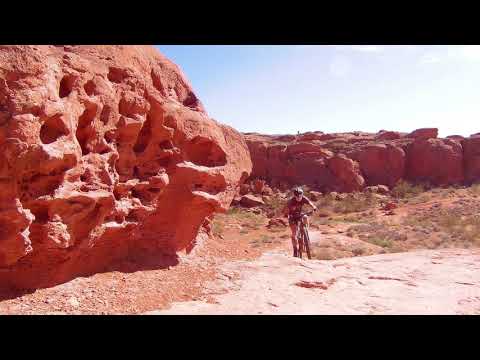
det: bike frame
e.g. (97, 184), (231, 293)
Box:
(292, 210), (314, 260)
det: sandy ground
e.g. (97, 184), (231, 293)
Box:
(147, 233), (480, 315)
(3, 188), (480, 315)
(0, 227), (287, 315)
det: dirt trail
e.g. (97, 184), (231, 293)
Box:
(146, 232), (480, 315)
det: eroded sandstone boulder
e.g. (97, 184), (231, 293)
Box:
(0, 45), (251, 289)
(406, 128), (438, 140)
(326, 154), (365, 193)
(239, 194), (265, 208)
(350, 144), (405, 187)
(405, 138), (463, 185)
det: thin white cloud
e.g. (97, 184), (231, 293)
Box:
(419, 54), (441, 64)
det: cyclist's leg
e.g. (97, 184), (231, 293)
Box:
(301, 215), (309, 228)
(290, 222), (298, 257)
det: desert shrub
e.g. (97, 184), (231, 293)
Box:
(263, 195), (287, 218)
(212, 219), (225, 237)
(402, 207), (480, 246)
(311, 246), (335, 260)
(332, 192), (378, 214)
(408, 193), (432, 205)
(226, 207), (241, 215)
(352, 246), (365, 256)
(391, 180), (425, 199)
(368, 236), (393, 248)
(468, 183), (480, 196)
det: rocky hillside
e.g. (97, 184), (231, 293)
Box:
(244, 129), (480, 193)
(0, 45), (251, 289)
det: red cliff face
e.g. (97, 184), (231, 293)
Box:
(349, 144), (406, 188)
(245, 127), (479, 192)
(463, 136), (480, 184)
(405, 138), (464, 185)
(0, 45), (251, 289)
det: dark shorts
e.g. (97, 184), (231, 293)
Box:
(288, 215), (304, 225)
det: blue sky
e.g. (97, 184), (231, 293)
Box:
(156, 45), (480, 137)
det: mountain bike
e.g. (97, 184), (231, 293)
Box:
(293, 209), (315, 260)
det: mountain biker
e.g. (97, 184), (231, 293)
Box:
(282, 187), (317, 257)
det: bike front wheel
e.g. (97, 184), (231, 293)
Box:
(297, 227), (304, 259)
(302, 225), (312, 260)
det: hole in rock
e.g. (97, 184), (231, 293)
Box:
(131, 189), (142, 199)
(133, 117), (152, 154)
(76, 104), (98, 156)
(126, 212), (138, 222)
(107, 67), (128, 83)
(159, 140), (174, 150)
(133, 166), (140, 178)
(76, 131), (92, 156)
(78, 104), (97, 129)
(113, 189), (122, 201)
(185, 136), (227, 167)
(59, 75), (76, 98)
(150, 69), (166, 95)
(40, 115), (69, 144)
(83, 80), (96, 96)
(183, 91), (200, 109)
(100, 105), (113, 125)
(104, 131), (116, 144)
(28, 204), (50, 224)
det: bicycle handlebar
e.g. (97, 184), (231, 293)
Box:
(300, 209), (316, 217)
(289, 209), (316, 220)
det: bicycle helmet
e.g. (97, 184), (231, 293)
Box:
(293, 187), (303, 196)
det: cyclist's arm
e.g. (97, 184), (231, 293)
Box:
(304, 197), (317, 211)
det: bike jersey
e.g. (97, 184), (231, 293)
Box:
(286, 196), (311, 218)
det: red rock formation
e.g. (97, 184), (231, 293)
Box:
(406, 128), (438, 140)
(350, 144), (405, 187)
(297, 131), (324, 141)
(326, 154), (365, 192)
(462, 136), (480, 183)
(446, 135), (465, 142)
(252, 179), (265, 194)
(0, 45), (251, 289)
(375, 131), (402, 141)
(239, 194), (264, 208)
(245, 127), (475, 192)
(406, 138), (464, 185)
